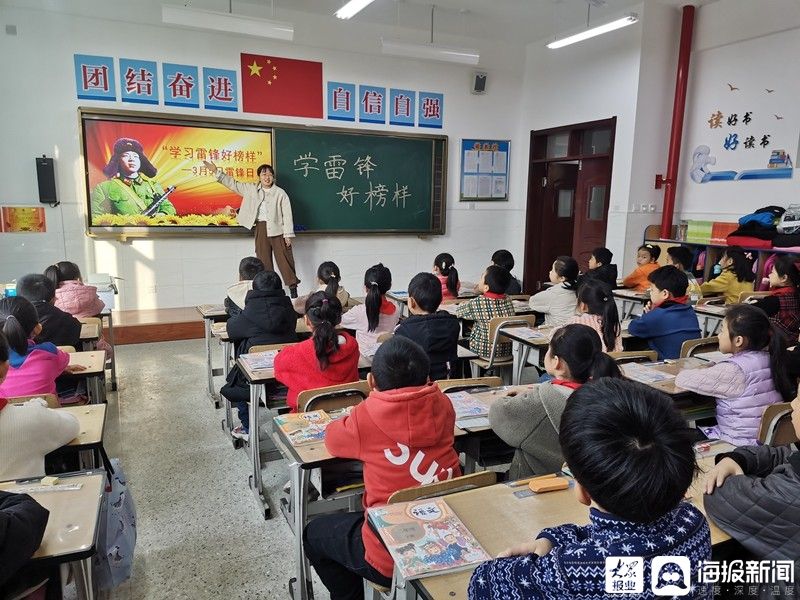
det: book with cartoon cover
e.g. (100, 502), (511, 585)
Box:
(273, 410), (332, 446)
(367, 497), (490, 579)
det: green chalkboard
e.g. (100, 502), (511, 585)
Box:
(274, 127), (447, 234)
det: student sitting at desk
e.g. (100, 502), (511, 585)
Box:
(560, 279), (622, 352)
(293, 261), (358, 315)
(0, 332), (80, 481)
(700, 246), (755, 304)
(627, 266), (701, 360)
(0, 297), (86, 400)
(45, 261), (105, 319)
(490, 249), (522, 295)
(340, 263), (400, 347)
(529, 256), (579, 327)
(666, 246), (702, 304)
(0, 490), (50, 596)
(489, 324), (621, 479)
(275, 292), (360, 412)
(748, 254), (800, 343)
(576, 246), (617, 289)
(394, 272), (460, 380)
(221, 270), (298, 441)
(303, 336), (461, 600)
(433, 252), (460, 300)
(16, 274), (81, 350)
(456, 266), (515, 359)
(225, 256), (264, 317)
(470, 378), (712, 600)
(703, 395), (800, 571)
(622, 243), (660, 292)
(675, 304), (791, 446)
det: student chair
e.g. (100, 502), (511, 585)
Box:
(365, 472), (498, 600)
(6, 394), (59, 408)
(607, 350), (658, 364)
(469, 315), (538, 382)
(758, 402), (798, 446)
(298, 380), (370, 413)
(680, 336), (720, 359)
(436, 376), (503, 394)
(738, 291), (771, 303)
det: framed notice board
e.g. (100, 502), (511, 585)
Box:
(460, 139), (509, 201)
(274, 126), (447, 234)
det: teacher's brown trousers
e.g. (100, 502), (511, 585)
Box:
(254, 221), (299, 287)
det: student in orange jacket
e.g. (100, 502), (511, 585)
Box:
(622, 243), (661, 292)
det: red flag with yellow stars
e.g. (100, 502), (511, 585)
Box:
(240, 53), (323, 118)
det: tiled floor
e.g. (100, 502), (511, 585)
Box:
(105, 339), (330, 600)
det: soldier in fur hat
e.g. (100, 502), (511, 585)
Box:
(90, 138), (176, 219)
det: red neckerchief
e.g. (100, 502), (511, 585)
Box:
(657, 295), (688, 308)
(0, 398), (7, 411)
(379, 297), (397, 315)
(551, 379), (582, 390)
(484, 292), (506, 300)
(773, 286), (795, 296)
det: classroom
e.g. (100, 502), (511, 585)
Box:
(1, 0), (799, 599)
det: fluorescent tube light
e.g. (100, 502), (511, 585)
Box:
(335, 0), (377, 20)
(380, 38), (480, 65)
(162, 5), (294, 41)
(546, 13), (638, 49)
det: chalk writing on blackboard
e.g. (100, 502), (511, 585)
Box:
(293, 152), (319, 177)
(355, 155), (377, 178)
(324, 155), (346, 180)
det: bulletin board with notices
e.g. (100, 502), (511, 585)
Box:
(460, 139), (509, 201)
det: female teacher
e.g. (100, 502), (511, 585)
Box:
(203, 160), (300, 297)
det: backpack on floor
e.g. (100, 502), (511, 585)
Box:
(93, 459), (137, 590)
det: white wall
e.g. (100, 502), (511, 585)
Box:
(518, 6), (644, 274)
(0, 4), (525, 309)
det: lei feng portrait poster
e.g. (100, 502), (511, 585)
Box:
(81, 112), (271, 230)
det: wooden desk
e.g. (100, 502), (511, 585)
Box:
(0, 472), (105, 600)
(694, 303), (727, 336)
(613, 289), (649, 320)
(621, 357), (708, 396)
(414, 458), (730, 600)
(79, 322), (100, 350)
(196, 304), (228, 408)
(57, 405), (110, 476)
(69, 351), (106, 404)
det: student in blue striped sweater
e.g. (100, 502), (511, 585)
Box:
(469, 378), (712, 600)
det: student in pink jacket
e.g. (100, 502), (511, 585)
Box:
(0, 297), (85, 398)
(45, 261), (105, 318)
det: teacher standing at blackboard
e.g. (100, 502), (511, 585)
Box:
(203, 160), (300, 297)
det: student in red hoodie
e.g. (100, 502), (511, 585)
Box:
(303, 336), (461, 600)
(274, 291), (360, 412)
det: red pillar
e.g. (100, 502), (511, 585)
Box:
(660, 5), (695, 239)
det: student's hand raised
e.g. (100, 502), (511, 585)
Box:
(202, 160), (219, 174)
(64, 364), (87, 374)
(496, 537), (553, 559)
(704, 457), (744, 495)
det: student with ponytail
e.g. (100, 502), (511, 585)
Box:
(700, 246), (755, 304)
(561, 280), (622, 352)
(488, 324), (621, 479)
(45, 261), (105, 318)
(432, 253), (460, 300)
(275, 292), (360, 412)
(749, 254), (800, 342)
(529, 256), (579, 326)
(676, 304), (792, 446)
(293, 261), (358, 315)
(0, 297), (86, 399)
(340, 263), (400, 346)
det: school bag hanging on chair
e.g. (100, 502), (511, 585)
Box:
(93, 459), (137, 590)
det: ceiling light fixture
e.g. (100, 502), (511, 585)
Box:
(335, 0), (377, 20)
(161, 5), (294, 41)
(547, 13), (638, 49)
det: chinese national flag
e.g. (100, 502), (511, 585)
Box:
(241, 53), (323, 118)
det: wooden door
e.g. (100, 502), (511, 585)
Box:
(572, 157), (611, 270)
(524, 162), (579, 290)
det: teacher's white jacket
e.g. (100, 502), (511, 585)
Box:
(216, 172), (295, 237)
